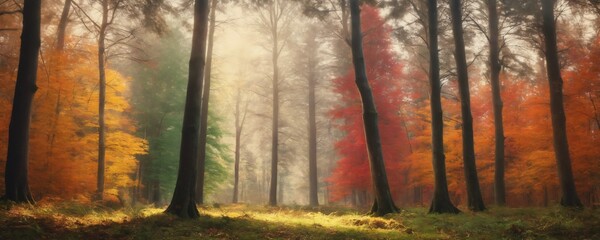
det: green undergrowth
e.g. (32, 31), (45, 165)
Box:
(0, 200), (598, 239)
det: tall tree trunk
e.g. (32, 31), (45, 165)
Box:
(165, 0), (209, 218)
(56, 0), (71, 50)
(449, 0), (486, 212)
(349, 0), (398, 216)
(233, 88), (246, 203)
(4, 0), (41, 204)
(269, 0), (281, 207)
(540, 0), (582, 208)
(308, 41), (319, 208)
(195, 0), (217, 205)
(95, 0), (109, 201)
(487, 0), (506, 206)
(427, 0), (460, 214)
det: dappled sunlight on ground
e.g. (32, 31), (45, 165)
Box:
(0, 201), (599, 239)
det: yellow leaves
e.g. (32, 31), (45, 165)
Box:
(0, 40), (147, 199)
(106, 131), (147, 189)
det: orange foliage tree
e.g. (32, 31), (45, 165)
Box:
(1, 41), (146, 201)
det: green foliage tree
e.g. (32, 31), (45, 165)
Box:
(130, 29), (230, 205)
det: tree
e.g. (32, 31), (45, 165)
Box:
(348, 0), (398, 216)
(540, 0), (582, 208)
(3, 0), (41, 203)
(486, 0), (506, 206)
(96, 0), (109, 200)
(129, 29), (189, 205)
(328, 6), (410, 208)
(305, 25), (320, 207)
(232, 87), (248, 203)
(427, 0), (460, 214)
(196, 0), (218, 204)
(71, 0), (168, 200)
(56, 0), (72, 50)
(165, 0), (209, 218)
(253, 0), (295, 206)
(449, 0), (485, 211)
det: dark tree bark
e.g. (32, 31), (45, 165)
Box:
(56, 0), (72, 50)
(3, 0), (41, 204)
(540, 0), (582, 208)
(95, 0), (109, 201)
(427, 0), (460, 214)
(165, 0), (210, 218)
(349, 0), (398, 216)
(195, 0), (217, 205)
(487, 0), (506, 206)
(449, 0), (486, 212)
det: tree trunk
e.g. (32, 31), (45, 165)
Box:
(449, 0), (486, 212)
(195, 0), (217, 205)
(349, 0), (398, 216)
(269, 0), (281, 207)
(487, 0), (506, 207)
(165, 0), (209, 218)
(540, 0), (582, 208)
(56, 0), (71, 50)
(95, 0), (109, 201)
(427, 0), (460, 214)
(308, 42), (319, 207)
(4, 0), (40, 204)
(233, 88), (243, 203)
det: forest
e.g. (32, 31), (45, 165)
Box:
(0, 0), (599, 239)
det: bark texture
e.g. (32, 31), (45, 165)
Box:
(427, 0), (460, 214)
(4, 0), (41, 204)
(449, 0), (486, 212)
(487, 0), (506, 206)
(195, 0), (218, 204)
(349, 0), (398, 216)
(95, 0), (109, 201)
(165, 0), (210, 218)
(540, 0), (582, 208)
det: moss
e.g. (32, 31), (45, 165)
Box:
(0, 202), (598, 239)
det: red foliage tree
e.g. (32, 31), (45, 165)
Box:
(327, 6), (411, 204)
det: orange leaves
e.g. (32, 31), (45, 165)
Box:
(0, 42), (146, 199)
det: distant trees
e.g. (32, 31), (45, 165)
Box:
(304, 25), (320, 207)
(56, 0), (72, 50)
(4, 0), (41, 203)
(232, 87), (249, 203)
(253, 0), (296, 206)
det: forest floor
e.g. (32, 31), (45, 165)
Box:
(0, 200), (599, 240)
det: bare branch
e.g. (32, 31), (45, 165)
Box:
(71, 0), (100, 29)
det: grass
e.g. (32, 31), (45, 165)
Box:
(0, 200), (598, 239)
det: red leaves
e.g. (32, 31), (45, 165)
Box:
(327, 6), (410, 203)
